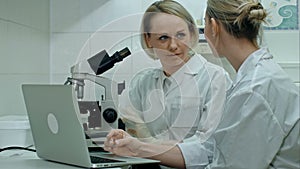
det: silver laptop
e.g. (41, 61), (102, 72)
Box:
(22, 84), (159, 168)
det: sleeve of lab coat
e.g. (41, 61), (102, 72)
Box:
(178, 66), (230, 169)
(196, 66), (230, 142)
(177, 137), (215, 169)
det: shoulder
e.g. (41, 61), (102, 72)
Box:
(132, 68), (160, 81)
(193, 54), (232, 87)
(229, 65), (299, 127)
(192, 54), (228, 76)
(246, 60), (297, 96)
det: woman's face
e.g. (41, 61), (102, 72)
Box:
(145, 13), (192, 68)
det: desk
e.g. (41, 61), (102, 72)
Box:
(0, 150), (127, 169)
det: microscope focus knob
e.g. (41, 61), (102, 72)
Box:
(102, 108), (118, 123)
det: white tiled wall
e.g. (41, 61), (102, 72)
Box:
(50, 0), (149, 86)
(0, 0), (50, 116)
(264, 31), (300, 86)
(264, 31), (299, 63)
(0, 0), (299, 117)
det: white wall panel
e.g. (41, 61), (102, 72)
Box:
(0, 23), (49, 74)
(0, 74), (49, 115)
(265, 31), (299, 63)
(0, 0), (50, 116)
(51, 32), (90, 74)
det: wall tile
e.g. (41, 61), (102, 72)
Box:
(0, 0), (8, 20)
(0, 1), (50, 117)
(51, 0), (81, 32)
(5, 0), (49, 31)
(0, 22), (49, 74)
(279, 63), (300, 83)
(50, 73), (70, 85)
(30, 0), (49, 31)
(265, 31), (299, 63)
(51, 0), (143, 33)
(6, 0), (31, 26)
(51, 32), (90, 74)
(0, 20), (8, 58)
(98, 13), (143, 32)
(85, 0), (142, 32)
(0, 74), (49, 116)
(79, 0), (109, 32)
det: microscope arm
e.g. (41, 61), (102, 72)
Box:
(71, 73), (117, 101)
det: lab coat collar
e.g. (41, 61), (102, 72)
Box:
(159, 55), (207, 94)
(153, 54), (206, 79)
(232, 47), (271, 87)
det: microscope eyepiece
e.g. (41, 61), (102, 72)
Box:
(87, 47), (131, 75)
(118, 47), (131, 59)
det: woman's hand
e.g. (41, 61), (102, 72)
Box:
(104, 129), (185, 168)
(104, 129), (144, 157)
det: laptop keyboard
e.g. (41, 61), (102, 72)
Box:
(90, 156), (123, 163)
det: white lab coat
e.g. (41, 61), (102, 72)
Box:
(180, 48), (300, 169)
(119, 54), (230, 167)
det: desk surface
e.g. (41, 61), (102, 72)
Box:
(0, 150), (126, 169)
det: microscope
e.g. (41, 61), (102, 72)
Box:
(65, 47), (130, 141)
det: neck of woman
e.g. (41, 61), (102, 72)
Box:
(162, 60), (187, 77)
(222, 37), (258, 72)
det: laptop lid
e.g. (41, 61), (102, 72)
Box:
(22, 84), (159, 168)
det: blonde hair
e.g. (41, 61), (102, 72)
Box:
(206, 0), (267, 47)
(140, 0), (199, 59)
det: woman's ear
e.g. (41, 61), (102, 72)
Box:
(210, 18), (219, 37)
(145, 33), (152, 48)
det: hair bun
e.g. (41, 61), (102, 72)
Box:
(248, 2), (267, 21)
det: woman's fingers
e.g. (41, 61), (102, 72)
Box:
(104, 129), (129, 151)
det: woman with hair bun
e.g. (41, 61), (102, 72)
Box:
(204, 0), (299, 168)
